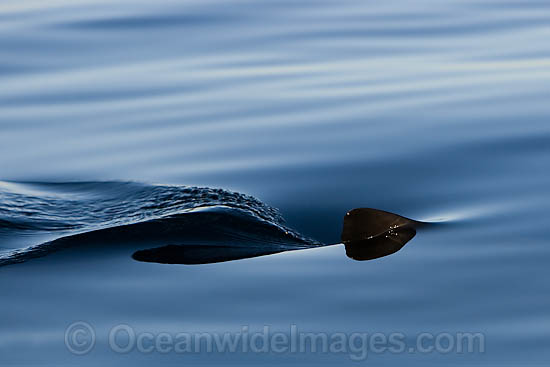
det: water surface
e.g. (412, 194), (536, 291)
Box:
(1, 0), (550, 365)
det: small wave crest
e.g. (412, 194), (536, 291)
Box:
(0, 181), (319, 266)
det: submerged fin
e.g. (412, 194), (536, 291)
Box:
(132, 244), (286, 265)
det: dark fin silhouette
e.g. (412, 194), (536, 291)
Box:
(341, 208), (419, 261)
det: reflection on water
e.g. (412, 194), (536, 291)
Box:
(2, 0), (550, 366)
(344, 227), (416, 261)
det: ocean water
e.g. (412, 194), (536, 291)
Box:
(1, 0), (550, 365)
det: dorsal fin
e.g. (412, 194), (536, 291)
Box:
(341, 208), (419, 261)
(341, 208), (416, 243)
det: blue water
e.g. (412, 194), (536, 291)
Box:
(1, 0), (550, 365)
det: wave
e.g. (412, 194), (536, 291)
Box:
(0, 181), (321, 266)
